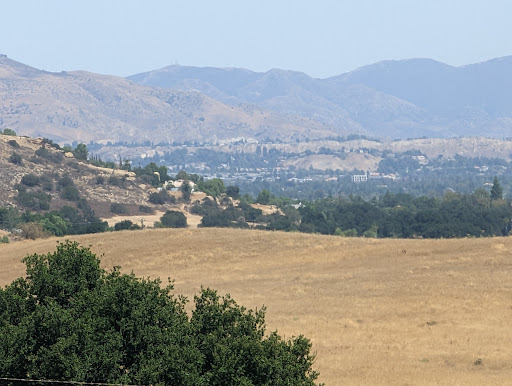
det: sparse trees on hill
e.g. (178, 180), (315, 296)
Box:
(1, 128), (16, 136)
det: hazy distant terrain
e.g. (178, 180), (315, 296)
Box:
(2, 55), (512, 144)
(129, 56), (512, 139)
(0, 55), (338, 144)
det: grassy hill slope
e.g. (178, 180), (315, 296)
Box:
(1, 228), (511, 384)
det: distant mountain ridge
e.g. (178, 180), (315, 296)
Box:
(0, 56), (340, 144)
(1, 54), (512, 143)
(129, 56), (512, 139)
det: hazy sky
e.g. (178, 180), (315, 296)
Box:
(1, 0), (511, 78)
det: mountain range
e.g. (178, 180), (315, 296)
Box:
(129, 56), (512, 139)
(1, 54), (512, 144)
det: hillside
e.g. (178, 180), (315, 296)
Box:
(129, 56), (512, 139)
(0, 134), (196, 227)
(0, 55), (338, 144)
(1, 228), (511, 384)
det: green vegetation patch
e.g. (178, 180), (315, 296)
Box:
(0, 241), (320, 384)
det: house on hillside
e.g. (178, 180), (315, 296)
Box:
(352, 173), (368, 182)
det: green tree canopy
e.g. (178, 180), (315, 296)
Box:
(256, 189), (272, 205)
(72, 143), (88, 161)
(180, 180), (192, 202)
(0, 241), (320, 385)
(160, 210), (187, 228)
(197, 178), (225, 198)
(491, 176), (503, 200)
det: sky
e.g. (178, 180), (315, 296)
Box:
(1, 0), (511, 79)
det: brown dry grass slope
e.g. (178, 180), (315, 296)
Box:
(1, 229), (512, 385)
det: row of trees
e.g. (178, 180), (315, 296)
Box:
(194, 178), (512, 239)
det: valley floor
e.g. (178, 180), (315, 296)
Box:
(1, 229), (511, 385)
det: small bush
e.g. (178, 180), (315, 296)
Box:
(149, 190), (175, 205)
(335, 228), (358, 237)
(139, 205), (153, 214)
(9, 153), (23, 165)
(0, 207), (20, 230)
(108, 176), (124, 187)
(0, 235), (9, 244)
(40, 176), (54, 192)
(111, 203), (129, 215)
(21, 173), (40, 187)
(14, 183), (26, 192)
(29, 156), (44, 164)
(16, 190), (51, 210)
(61, 185), (81, 201)
(42, 138), (61, 150)
(96, 176), (105, 185)
(160, 210), (187, 228)
(58, 175), (75, 188)
(35, 146), (63, 163)
(114, 220), (134, 231)
(8, 139), (20, 148)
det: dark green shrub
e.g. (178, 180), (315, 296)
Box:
(108, 176), (123, 187)
(21, 174), (40, 187)
(226, 185), (240, 199)
(139, 205), (153, 213)
(42, 138), (61, 150)
(149, 190), (175, 205)
(96, 176), (105, 185)
(0, 207), (20, 230)
(35, 146), (63, 163)
(114, 220), (135, 231)
(40, 176), (54, 192)
(238, 201), (263, 222)
(180, 181), (192, 202)
(61, 185), (80, 201)
(14, 183), (26, 192)
(7, 139), (19, 148)
(9, 153), (23, 165)
(110, 203), (129, 215)
(160, 210), (187, 228)
(58, 175), (75, 188)
(2, 128), (16, 136)
(16, 191), (51, 210)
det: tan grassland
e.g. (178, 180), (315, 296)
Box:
(1, 229), (511, 385)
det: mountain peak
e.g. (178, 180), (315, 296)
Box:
(0, 55), (47, 78)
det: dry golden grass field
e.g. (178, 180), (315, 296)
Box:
(1, 229), (512, 385)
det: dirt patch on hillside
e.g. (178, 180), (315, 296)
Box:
(282, 153), (381, 171)
(2, 230), (512, 384)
